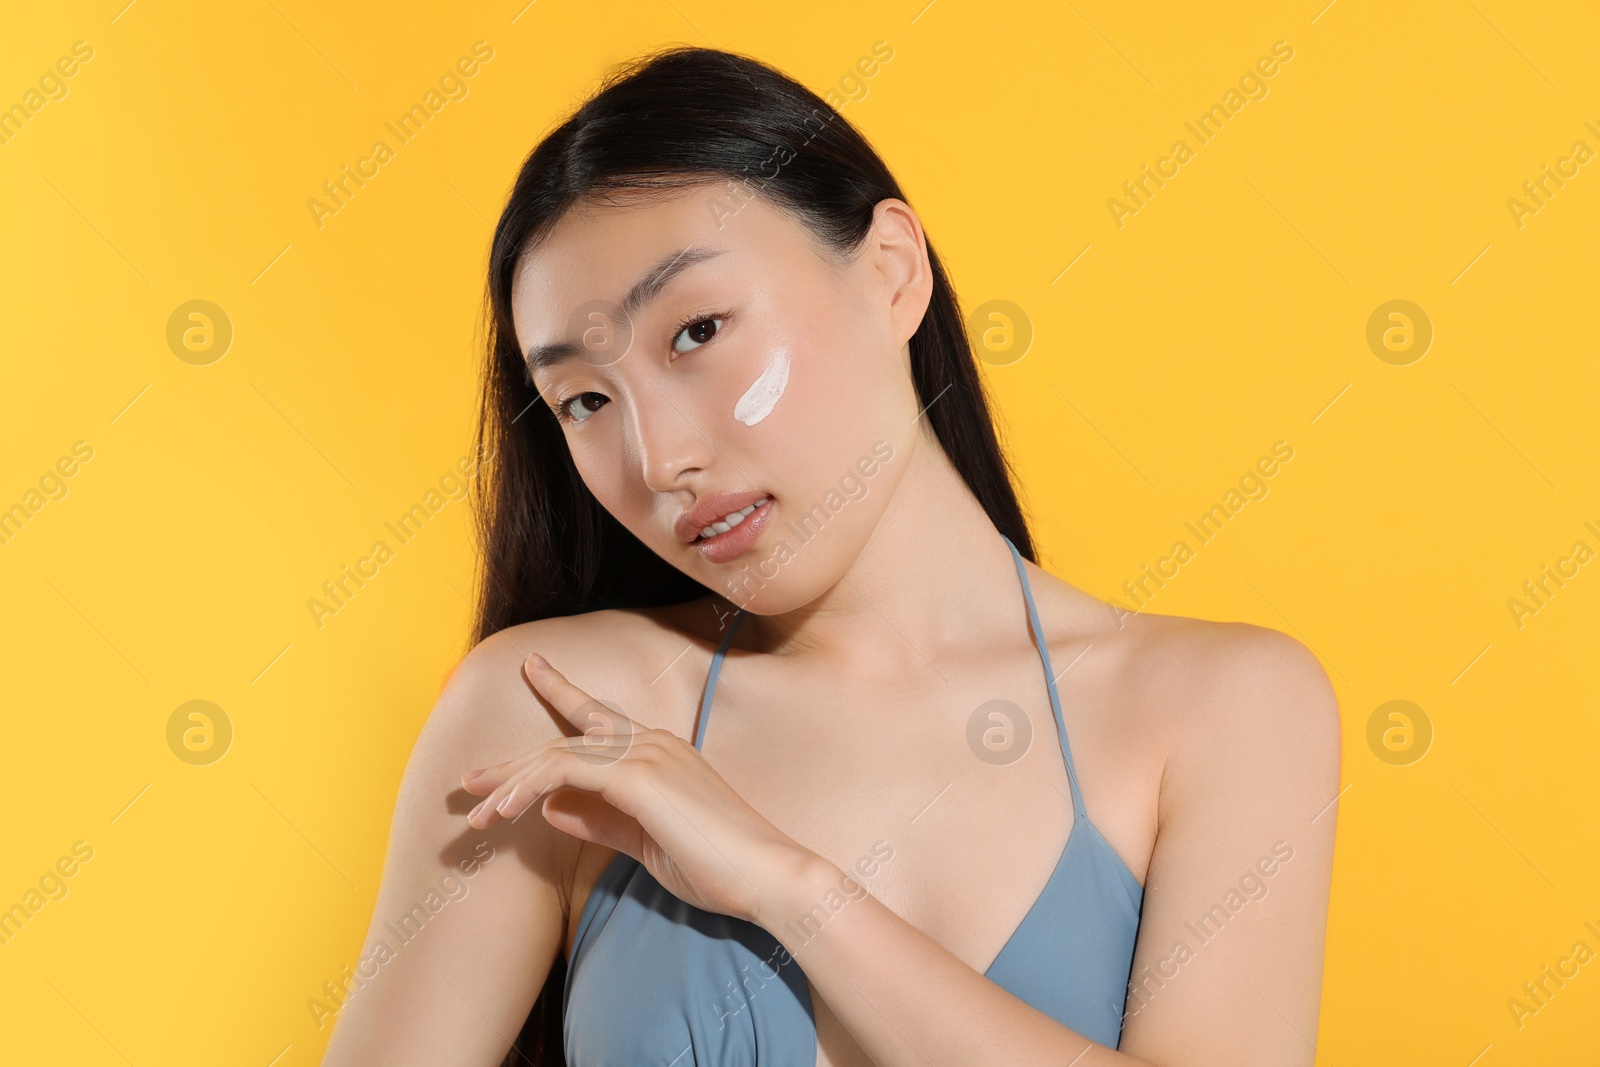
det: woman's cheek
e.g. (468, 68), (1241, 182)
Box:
(574, 446), (630, 511)
(731, 345), (790, 426)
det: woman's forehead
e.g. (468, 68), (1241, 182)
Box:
(511, 190), (805, 338)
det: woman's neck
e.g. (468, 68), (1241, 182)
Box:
(731, 432), (1037, 679)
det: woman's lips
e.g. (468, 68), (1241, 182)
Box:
(693, 496), (774, 564)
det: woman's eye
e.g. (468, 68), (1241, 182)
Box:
(673, 316), (724, 354)
(560, 392), (607, 423)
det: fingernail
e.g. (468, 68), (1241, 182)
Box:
(469, 799), (487, 820)
(527, 653), (549, 672)
(495, 792), (515, 813)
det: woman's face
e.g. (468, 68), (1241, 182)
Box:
(511, 184), (932, 612)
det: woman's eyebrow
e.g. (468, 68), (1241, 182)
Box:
(524, 245), (726, 373)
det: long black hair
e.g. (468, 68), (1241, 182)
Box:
(472, 43), (1034, 1066)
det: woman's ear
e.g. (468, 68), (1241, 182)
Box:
(867, 198), (935, 348)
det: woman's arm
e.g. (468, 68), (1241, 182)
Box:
(320, 625), (576, 1066)
(757, 624), (1341, 1067)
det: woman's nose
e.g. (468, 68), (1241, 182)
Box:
(629, 388), (717, 492)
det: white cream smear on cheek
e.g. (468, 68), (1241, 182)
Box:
(733, 347), (790, 426)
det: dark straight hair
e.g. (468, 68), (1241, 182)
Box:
(473, 43), (1034, 1066)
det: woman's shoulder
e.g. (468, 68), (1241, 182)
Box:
(1021, 558), (1340, 762)
(444, 597), (727, 739)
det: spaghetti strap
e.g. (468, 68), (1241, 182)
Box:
(566, 536), (1143, 1065)
(693, 608), (747, 751)
(1000, 534), (1088, 820)
(694, 539), (1085, 819)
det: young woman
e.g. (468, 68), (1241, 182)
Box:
(321, 45), (1339, 1067)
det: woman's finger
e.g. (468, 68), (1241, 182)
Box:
(467, 775), (546, 827)
(461, 740), (562, 793)
(461, 707), (645, 795)
(461, 658), (644, 789)
(461, 754), (532, 794)
(539, 788), (645, 856)
(524, 654), (642, 740)
(466, 740), (659, 829)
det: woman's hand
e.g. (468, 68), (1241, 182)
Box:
(460, 652), (811, 925)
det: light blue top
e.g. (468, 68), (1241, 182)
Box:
(563, 533), (1145, 1063)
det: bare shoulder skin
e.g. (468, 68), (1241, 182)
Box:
(1074, 585), (1340, 1063)
(319, 609), (707, 1065)
(322, 550), (1337, 1066)
(553, 563), (1336, 1067)
(977, 559), (1339, 1066)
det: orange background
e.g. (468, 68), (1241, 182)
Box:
(2, 1), (1597, 1063)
